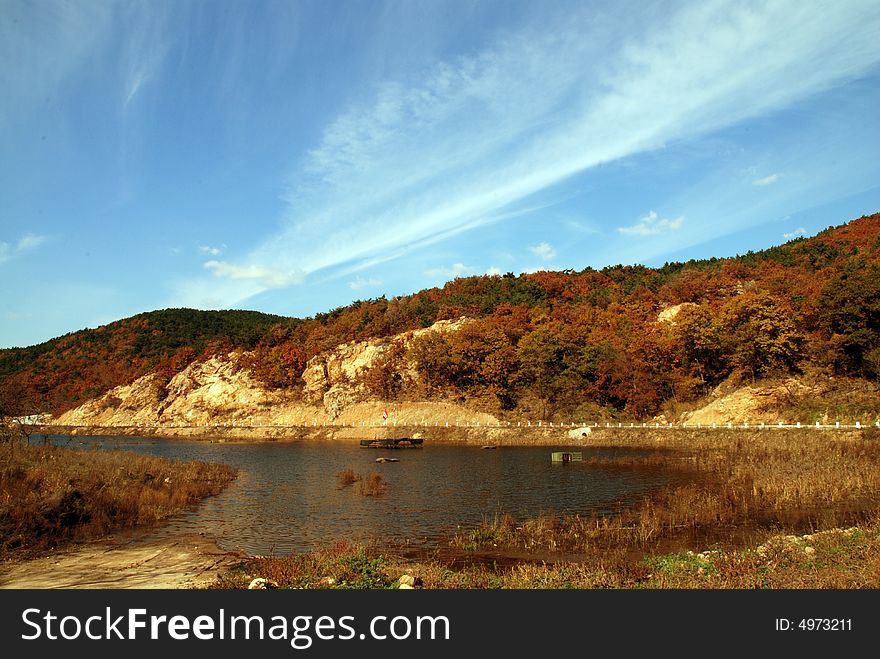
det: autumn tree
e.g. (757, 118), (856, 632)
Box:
(673, 304), (726, 388)
(409, 332), (456, 395)
(628, 322), (691, 410)
(362, 340), (407, 401)
(578, 343), (632, 413)
(718, 291), (803, 381)
(516, 324), (566, 417)
(445, 319), (519, 408)
(0, 379), (42, 444)
(658, 267), (717, 305)
(819, 262), (880, 379)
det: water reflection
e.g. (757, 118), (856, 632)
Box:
(46, 436), (676, 555)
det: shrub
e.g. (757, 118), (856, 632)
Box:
(356, 473), (387, 496)
(335, 468), (360, 488)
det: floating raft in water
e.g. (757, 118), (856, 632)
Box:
(551, 451), (582, 463)
(359, 438), (424, 449)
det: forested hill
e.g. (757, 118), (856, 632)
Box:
(0, 309), (286, 414)
(2, 212), (879, 419)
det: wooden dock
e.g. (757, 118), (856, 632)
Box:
(551, 451), (582, 463)
(359, 438), (424, 449)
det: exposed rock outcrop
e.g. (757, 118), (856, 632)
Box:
(50, 318), (496, 431)
(54, 354), (285, 427)
(301, 318), (469, 416)
(682, 378), (812, 426)
(656, 302), (698, 324)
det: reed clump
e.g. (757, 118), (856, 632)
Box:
(0, 443), (236, 556)
(335, 469), (387, 495)
(335, 468), (361, 488)
(356, 473), (388, 497)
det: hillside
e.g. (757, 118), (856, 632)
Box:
(0, 308), (286, 415)
(2, 212), (879, 426)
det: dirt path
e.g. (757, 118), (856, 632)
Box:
(0, 533), (247, 589)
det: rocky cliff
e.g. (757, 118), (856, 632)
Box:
(52, 318), (498, 431)
(301, 317), (468, 416)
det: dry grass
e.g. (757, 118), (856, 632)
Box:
(215, 541), (395, 589)
(452, 429), (880, 557)
(214, 514), (880, 589)
(335, 469), (387, 496)
(638, 520), (880, 588)
(356, 473), (388, 496)
(335, 468), (361, 488)
(0, 443), (236, 556)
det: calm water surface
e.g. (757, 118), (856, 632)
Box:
(50, 435), (679, 555)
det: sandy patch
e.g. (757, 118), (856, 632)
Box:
(0, 533), (246, 589)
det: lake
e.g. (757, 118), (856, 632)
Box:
(47, 435), (678, 555)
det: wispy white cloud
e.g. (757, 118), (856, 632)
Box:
(618, 211), (685, 237)
(529, 242), (556, 260)
(16, 234), (48, 252)
(783, 227), (807, 239)
(0, 233), (49, 265)
(486, 266), (503, 276)
(118, 5), (171, 114)
(203, 260), (303, 289)
(0, 2), (114, 129)
(424, 263), (476, 279)
(565, 219), (602, 234)
(1, 2), (172, 126)
(122, 69), (148, 110)
(198, 244), (225, 256)
(177, 0), (880, 307)
(3, 311), (33, 322)
(753, 173), (779, 186)
(349, 276), (382, 291)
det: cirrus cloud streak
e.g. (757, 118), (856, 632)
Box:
(180, 0), (880, 308)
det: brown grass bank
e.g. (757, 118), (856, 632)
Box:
(214, 517), (880, 589)
(0, 442), (236, 557)
(451, 428), (880, 553)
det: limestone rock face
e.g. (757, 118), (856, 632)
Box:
(322, 385), (358, 419)
(301, 339), (387, 403)
(54, 353), (282, 427)
(301, 317), (470, 410)
(682, 378), (813, 425)
(656, 303), (698, 325)
(54, 373), (166, 426)
(159, 355), (274, 424)
(49, 317), (489, 430)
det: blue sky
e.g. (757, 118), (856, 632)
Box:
(2, 0), (879, 349)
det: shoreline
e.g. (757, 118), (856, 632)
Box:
(29, 423), (873, 446)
